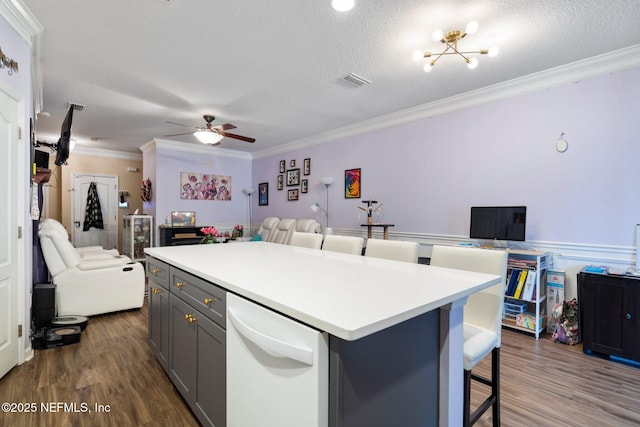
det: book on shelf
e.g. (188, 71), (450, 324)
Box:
(506, 269), (520, 297)
(521, 270), (537, 301)
(513, 270), (528, 299)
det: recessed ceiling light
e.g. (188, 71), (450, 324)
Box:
(332, 0), (354, 12)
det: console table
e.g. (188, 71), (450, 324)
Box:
(159, 225), (208, 246)
(361, 223), (394, 239)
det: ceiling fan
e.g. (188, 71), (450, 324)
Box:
(164, 114), (255, 145)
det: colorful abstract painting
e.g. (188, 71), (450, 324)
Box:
(344, 168), (361, 199)
(180, 172), (232, 200)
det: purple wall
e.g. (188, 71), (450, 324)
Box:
(150, 143), (253, 228)
(252, 67), (640, 247)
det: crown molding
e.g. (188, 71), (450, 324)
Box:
(141, 138), (253, 160)
(0, 0), (43, 45)
(252, 44), (640, 160)
(72, 145), (142, 161)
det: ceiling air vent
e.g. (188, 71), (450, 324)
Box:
(342, 73), (371, 87)
(67, 102), (85, 111)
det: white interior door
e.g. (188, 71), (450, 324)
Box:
(0, 89), (19, 379)
(72, 174), (118, 249)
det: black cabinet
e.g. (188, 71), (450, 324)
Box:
(578, 271), (640, 362)
(159, 226), (206, 246)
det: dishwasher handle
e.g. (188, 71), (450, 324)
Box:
(228, 307), (314, 366)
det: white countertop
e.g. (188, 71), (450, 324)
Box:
(145, 242), (500, 341)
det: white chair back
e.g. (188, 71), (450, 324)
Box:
(290, 232), (324, 249)
(38, 220), (83, 276)
(429, 245), (507, 347)
(257, 217), (280, 241)
(269, 218), (297, 244)
(321, 235), (364, 255)
(364, 239), (419, 263)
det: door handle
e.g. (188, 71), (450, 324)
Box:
(74, 221), (81, 228)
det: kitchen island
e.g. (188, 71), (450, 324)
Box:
(145, 241), (501, 427)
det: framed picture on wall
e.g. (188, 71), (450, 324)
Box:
(345, 168), (361, 199)
(303, 158), (311, 175)
(286, 168), (300, 186)
(279, 160), (285, 173)
(301, 179), (308, 193)
(258, 182), (269, 206)
(277, 174), (283, 190)
(288, 189), (299, 201)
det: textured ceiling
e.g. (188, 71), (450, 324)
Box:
(22, 0), (640, 155)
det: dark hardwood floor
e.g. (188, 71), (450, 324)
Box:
(2, 303), (640, 426)
(0, 303), (198, 427)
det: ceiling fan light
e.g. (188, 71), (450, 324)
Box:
(332, 0), (354, 12)
(467, 57), (479, 69)
(488, 46), (499, 57)
(194, 130), (223, 145)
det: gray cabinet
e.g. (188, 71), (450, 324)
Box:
(168, 267), (226, 427)
(147, 258), (170, 372)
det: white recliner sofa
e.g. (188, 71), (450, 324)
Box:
(255, 217), (322, 244)
(38, 219), (145, 316)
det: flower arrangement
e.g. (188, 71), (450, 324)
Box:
(233, 224), (244, 237)
(200, 226), (221, 244)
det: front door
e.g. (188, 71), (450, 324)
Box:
(0, 88), (20, 379)
(71, 174), (118, 250)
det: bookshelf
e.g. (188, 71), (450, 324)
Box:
(502, 249), (550, 339)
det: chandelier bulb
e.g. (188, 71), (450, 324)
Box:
(412, 50), (424, 62)
(432, 29), (443, 42)
(423, 63), (433, 73)
(465, 21), (479, 35)
(488, 46), (499, 57)
(467, 58), (479, 69)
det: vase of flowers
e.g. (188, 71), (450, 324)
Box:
(234, 224), (244, 237)
(200, 226), (221, 244)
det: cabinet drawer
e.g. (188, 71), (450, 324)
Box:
(147, 257), (170, 287)
(170, 268), (226, 328)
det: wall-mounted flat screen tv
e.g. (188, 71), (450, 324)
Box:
(470, 206), (527, 242)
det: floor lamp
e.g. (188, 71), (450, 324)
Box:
(244, 188), (255, 236)
(310, 177), (334, 234)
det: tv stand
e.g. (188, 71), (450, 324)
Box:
(159, 225), (208, 246)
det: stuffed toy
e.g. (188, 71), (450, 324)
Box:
(551, 298), (580, 345)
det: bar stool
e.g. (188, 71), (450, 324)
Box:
(429, 245), (507, 426)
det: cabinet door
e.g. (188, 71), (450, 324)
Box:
(169, 294), (198, 404)
(581, 274), (634, 358)
(149, 281), (169, 372)
(194, 309), (226, 427)
(169, 294), (226, 427)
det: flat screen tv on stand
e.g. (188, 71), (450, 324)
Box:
(469, 206), (527, 247)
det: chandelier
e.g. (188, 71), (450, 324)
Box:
(412, 21), (498, 72)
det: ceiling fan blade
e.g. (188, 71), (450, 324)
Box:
(213, 123), (237, 131)
(165, 120), (196, 128)
(220, 131), (255, 143)
(163, 131), (194, 137)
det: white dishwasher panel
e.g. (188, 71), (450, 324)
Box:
(226, 293), (328, 427)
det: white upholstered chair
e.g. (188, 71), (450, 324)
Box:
(39, 218), (120, 258)
(290, 232), (324, 249)
(256, 217), (280, 241)
(321, 235), (364, 256)
(364, 239), (419, 263)
(429, 245), (507, 427)
(268, 218), (297, 244)
(38, 220), (145, 316)
(294, 219), (322, 234)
